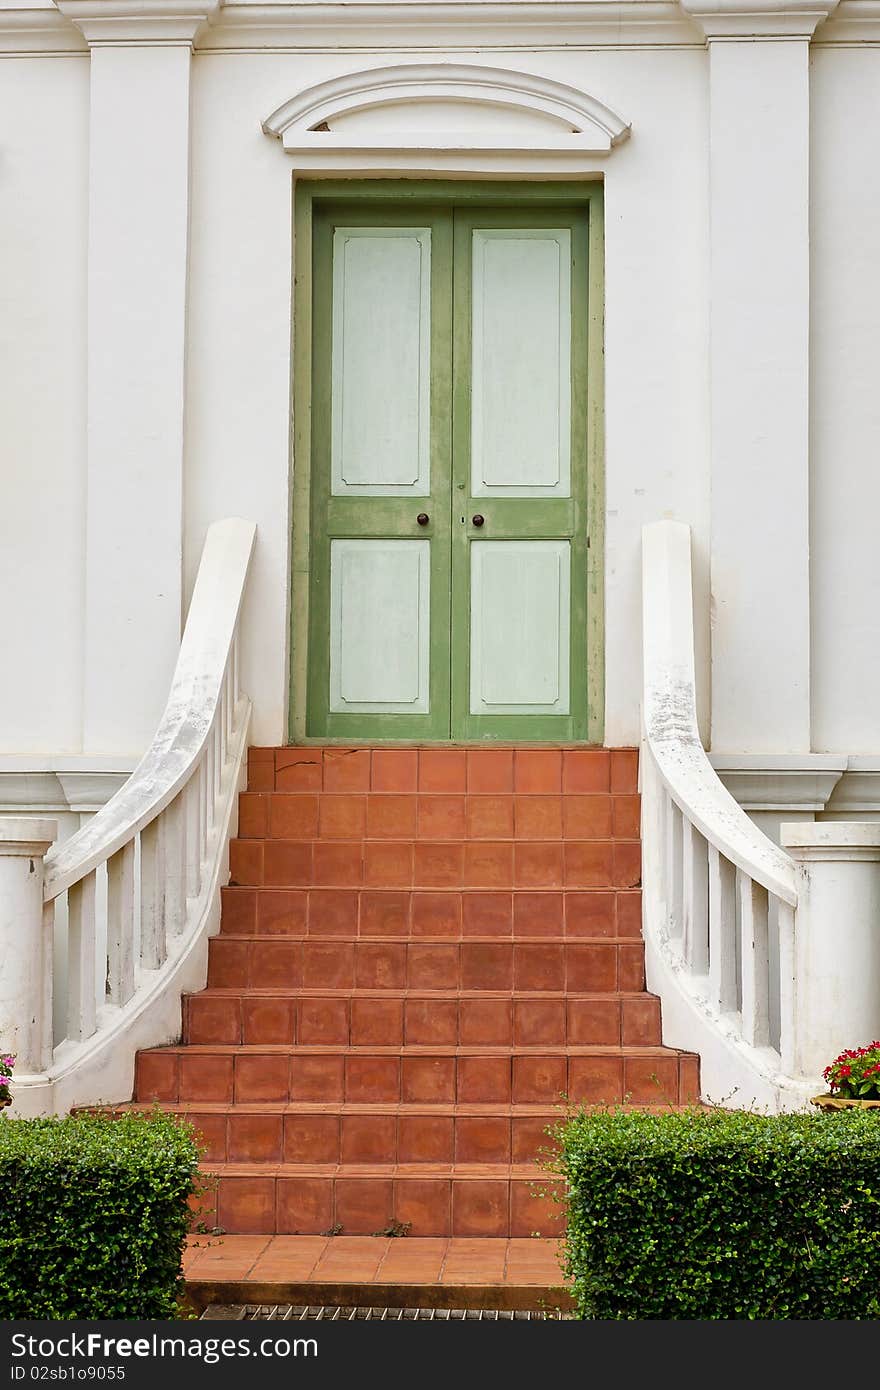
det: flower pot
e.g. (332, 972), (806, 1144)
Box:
(810, 1094), (880, 1111)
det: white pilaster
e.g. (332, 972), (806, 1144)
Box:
(684, 1), (837, 753)
(58, 1), (217, 754)
(0, 819), (57, 1077)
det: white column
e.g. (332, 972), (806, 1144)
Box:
(59, 1), (217, 754)
(0, 819), (57, 1076)
(683, 1), (837, 753)
(781, 822), (880, 1081)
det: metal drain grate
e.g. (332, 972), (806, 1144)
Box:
(203, 1305), (569, 1321)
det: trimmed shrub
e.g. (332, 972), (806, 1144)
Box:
(554, 1106), (880, 1319)
(0, 1110), (201, 1319)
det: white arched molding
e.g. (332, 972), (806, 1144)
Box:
(262, 63), (631, 175)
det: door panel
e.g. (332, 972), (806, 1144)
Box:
(469, 540), (571, 715)
(329, 539), (431, 712)
(471, 228), (572, 498)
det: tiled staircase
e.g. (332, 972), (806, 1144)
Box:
(133, 746), (699, 1238)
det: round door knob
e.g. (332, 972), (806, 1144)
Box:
(416, 513), (430, 526)
(472, 514), (485, 528)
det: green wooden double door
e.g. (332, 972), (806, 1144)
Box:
(307, 198), (593, 742)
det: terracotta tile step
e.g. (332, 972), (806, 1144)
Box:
(247, 746), (638, 797)
(207, 935), (645, 993)
(237, 792), (640, 842)
(221, 886), (643, 939)
(136, 1043), (698, 1107)
(184, 988), (662, 1047)
(194, 1160), (565, 1237)
(228, 838), (641, 891)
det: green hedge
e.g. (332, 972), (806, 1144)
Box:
(554, 1106), (880, 1319)
(0, 1110), (201, 1319)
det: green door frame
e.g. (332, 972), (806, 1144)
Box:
(289, 179), (606, 746)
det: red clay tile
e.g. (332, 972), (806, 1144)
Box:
(414, 842), (463, 887)
(227, 1114), (283, 1162)
(301, 941), (354, 990)
(397, 1116), (454, 1164)
(207, 938), (249, 988)
(247, 751), (275, 793)
(402, 1055), (456, 1103)
(308, 889), (358, 936)
(456, 1116), (510, 1163)
(564, 795), (613, 838)
(458, 999), (512, 1046)
(567, 1055), (623, 1104)
(514, 943), (565, 992)
(262, 841), (312, 887)
(275, 749), (322, 791)
(340, 1114), (397, 1164)
(514, 843), (564, 889)
(366, 795), (417, 838)
(218, 1177), (276, 1234)
(375, 1237), (449, 1281)
(618, 943), (646, 991)
(466, 795), (514, 839)
(419, 750), (466, 792)
(613, 841), (642, 889)
(461, 942), (513, 991)
(411, 891), (461, 937)
(311, 1236), (387, 1280)
(565, 842), (614, 888)
(360, 890), (410, 936)
(187, 1113), (227, 1162)
(610, 749), (639, 794)
(512, 1117), (557, 1164)
(612, 794), (642, 839)
(345, 1055), (400, 1102)
(238, 793), (268, 837)
(457, 1056), (511, 1102)
(355, 941), (406, 990)
(289, 1054), (345, 1102)
(297, 997), (349, 1045)
(405, 998), (458, 1046)
(283, 1114), (340, 1164)
(269, 795), (319, 839)
(179, 1054), (234, 1102)
(323, 748), (371, 792)
(509, 1180), (563, 1238)
(393, 1179), (451, 1237)
(512, 892), (563, 936)
(187, 995), (241, 1045)
(235, 1052), (290, 1103)
(566, 943), (618, 992)
(616, 890), (643, 938)
(335, 1178), (394, 1235)
(513, 1055), (567, 1104)
(514, 999), (566, 1046)
(276, 1178), (333, 1234)
(229, 839), (264, 886)
(135, 1050), (178, 1102)
(313, 841), (363, 886)
(452, 1181), (509, 1237)
(242, 997), (295, 1045)
(371, 749), (418, 792)
(621, 996), (661, 1046)
(462, 892), (512, 937)
(364, 842), (413, 888)
(515, 796), (563, 839)
(407, 943), (459, 990)
(563, 749), (610, 794)
(249, 940), (302, 990)
(515, 750), (562, 794)
(418, 795), (466, 840)
(220, 887), (257, 934)
(467, 749), (514, 793)
(679, 1053), (701, 1103)
(318, 795), (366, 840)
(350, 997), (403, 1046)
(464, 842), (514, 888)
(567, 998), (620, 1046)
(624, 1054), (680, 1104)
(257, 890), (308, 936)
(565, 892), (616, 937)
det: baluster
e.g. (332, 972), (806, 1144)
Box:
(67, 874), (98, 1041)
(232, 629), (240, 712)
(205, 734), (215, 835)
(212, 714), (222, 808)
(682, 820), (709, 975)
(199, 755), (208, 863)
(184, 774), (200, 900)
(738, 870), (770, 1047)
(41, 899), (55, 1070)
(707, 846), (737, 1012)
(776, 900), (796, 1074)
(140, 818), (166, 970)
(163, 794), (187, 935)
(666, 796), (684, 942)
(106, 841), (136, 1007)
(220, 671), (230, 767)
